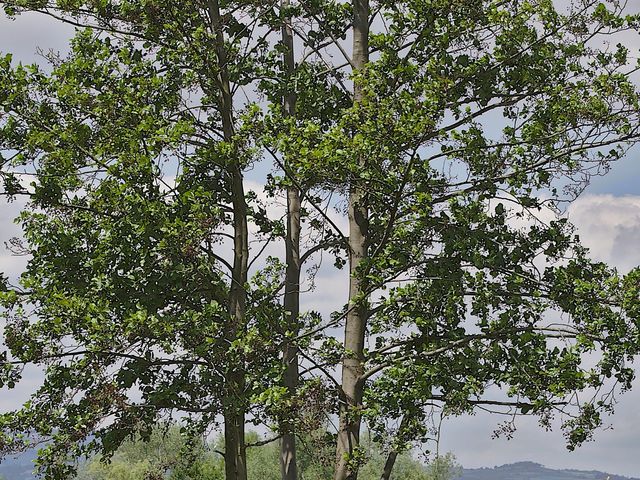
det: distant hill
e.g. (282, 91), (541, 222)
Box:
(0, 449), (38, 480)
(460, 461), (640, 480)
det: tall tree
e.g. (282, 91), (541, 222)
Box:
(0, 1), (285, 478)
(2, 1), (640, 480)
(299, 1), (640, 478)
(335, 0), (371, 478)
(280, 1), (301, 478)
(207, 2), (251, 478)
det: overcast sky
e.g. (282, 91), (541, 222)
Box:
(2, 8), (640, 477)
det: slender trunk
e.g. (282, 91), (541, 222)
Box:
(280, 1), (300, 478)
(225, 164), (249, 480)
(281, 186), (300, 480)
(335, 1), (369, 479)
(379, 417), (407, 480)
(380, 451), (399, 480)
(208, 1), (249, 479)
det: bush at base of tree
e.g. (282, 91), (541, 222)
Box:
(75, 425), (460, 480)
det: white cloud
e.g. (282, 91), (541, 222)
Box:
(568, 194), (640, 273)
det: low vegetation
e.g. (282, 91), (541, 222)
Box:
(74, 426), (460, 480)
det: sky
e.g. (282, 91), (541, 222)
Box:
(2, 6), (640, 478)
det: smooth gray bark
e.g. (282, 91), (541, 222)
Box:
(335, 1), (370, 479)
(280, 1), (301, 478)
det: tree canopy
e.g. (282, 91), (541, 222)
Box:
(1, 0), (640, 479)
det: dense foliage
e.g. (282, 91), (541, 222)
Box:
(1, 0), (640, 479)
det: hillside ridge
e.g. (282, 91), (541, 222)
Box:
(460, 461), (639, 480)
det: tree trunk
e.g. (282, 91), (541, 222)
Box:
(225, 164), (249, 480)
(224, 366), (247, 480)
(380, 451), (399, 480)
(335, 1), (369, 479)
(208, 1), (249, 479)
(280, 1), (301, 478)
(280, 184), (301, 480)
(379, 417), (407, 480)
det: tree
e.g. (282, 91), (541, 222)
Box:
(2, 1), (640, 480)
(279, 1), (302, 477)
(0, 3), (287, 478)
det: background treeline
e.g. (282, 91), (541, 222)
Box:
(74, 425), (460, 480)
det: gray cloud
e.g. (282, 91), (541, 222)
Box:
(0, 11), (72, 64)
(0, 364), (43, 411)
(611, 224), (640, 272)
(0, 198), (28, 281)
